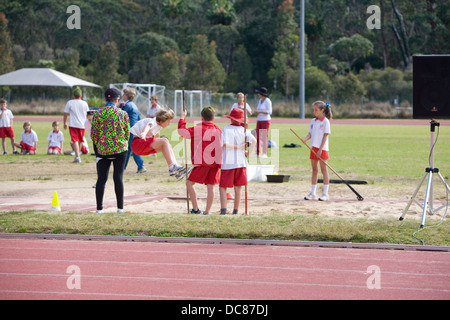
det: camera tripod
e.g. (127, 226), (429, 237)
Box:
(399, 120), (450, 228)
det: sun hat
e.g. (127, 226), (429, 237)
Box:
(73, 86), (82, 98)
(226, 108), (245, 123)
(255, 87), (269, 97)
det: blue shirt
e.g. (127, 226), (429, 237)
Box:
(122, 101), (141, 127)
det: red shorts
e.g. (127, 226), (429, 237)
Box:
(131, 137), (156, 156)
(220, 167), (247, 188)
(188, 166), (220, 185)
(310, 147), (329, 161)
(20, 142), (36, 152)
(69, 127), (85, 142)
(0, 127), (14, 138)
(48, 147), (62, 153)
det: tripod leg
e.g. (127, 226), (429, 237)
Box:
(420, 171), (434, 228)
(399, 172), (427, 221)
(437, 172), (450, 193)
(429, 173), (450, 214)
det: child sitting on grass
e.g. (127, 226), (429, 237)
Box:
(47, 121), (64, 155)
(14, 121), (38, 155)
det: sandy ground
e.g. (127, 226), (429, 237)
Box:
(0, 156), (448, 224)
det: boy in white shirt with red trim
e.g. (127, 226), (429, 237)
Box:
(47, 121), (64, 154)
(130, 109), (189, 180)
(220, 108), (256, 215)
(0, 98), (18, 155)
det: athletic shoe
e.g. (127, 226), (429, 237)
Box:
(319, 194), (329, 201)
(202, 211), (210, 215)
(175, 166), (193, 181)
(169, 164), (185, 176)
(190, 208), (202, 214)
(96, 210), (103, 214)
(304, 193), (317, 200)
(73, 157), (81, 163)
(136, 167), (147, 174)
(117, 209), (125, 213)
(260, 153), (268, 158)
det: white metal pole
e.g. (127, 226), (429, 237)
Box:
(299, 0), (305, 119)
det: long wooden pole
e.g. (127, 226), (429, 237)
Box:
(182, 89), (190, 213)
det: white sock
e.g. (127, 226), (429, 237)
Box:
(323, 184), (329, 195)
(311, 185), (317, 195)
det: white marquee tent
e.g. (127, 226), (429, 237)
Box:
(0, 68), (101, 88)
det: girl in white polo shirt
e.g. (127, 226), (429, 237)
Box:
(14, 121), (38, 155)
(301, 101), (332, 201)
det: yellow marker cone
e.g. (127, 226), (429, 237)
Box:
(50, 191), (61, 212)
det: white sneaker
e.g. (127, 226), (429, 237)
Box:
(304, 193), (317, 200)
(175, 166), (193, 181)
(96, 209), (103, 214)
(260, 153), (268, 158)
(136, 167), (147, 174)
(117, 209), (124, 213)
(319, 194), (329, 201)
(169, 164), (185, 176)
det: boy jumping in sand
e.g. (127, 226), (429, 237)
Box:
(131, 109), (189, 180)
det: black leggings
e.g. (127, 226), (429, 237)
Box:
(95, 151), (127, 211)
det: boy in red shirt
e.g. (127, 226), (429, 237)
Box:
(178, 107), (222, 215)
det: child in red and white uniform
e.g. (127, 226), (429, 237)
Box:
(301, 101), (332, 201)
(0, 98), (18, 155)
(219, 108), (256, 215)
(231, 92), (252, 116)
(47, 121), (64, 154)
(14, 121), (38, 155)
(178, 107), (222, 215)
(131, 109), (189, 180)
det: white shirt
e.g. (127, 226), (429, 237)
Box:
(64, 99), (89, 128)
(231, 102), (252, 114)
(146, 104), (161, 118)
(130, 117), (162, 138)
(308, 117), (331, 151)
(221, 124), (256, 170)
(0, 109), (14, 127)
(48, 130), (64, 148)
(256, 98), (272, 121)
(21, 130), (38, 147)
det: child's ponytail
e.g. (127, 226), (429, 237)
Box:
(324, 102), (333, 120)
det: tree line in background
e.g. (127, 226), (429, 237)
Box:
(0, 0), (449, 106)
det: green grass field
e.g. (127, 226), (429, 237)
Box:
(1, 117), (449, 246)
(6, 117), (450, 179)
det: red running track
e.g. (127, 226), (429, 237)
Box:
(0, 238), (449, 300)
